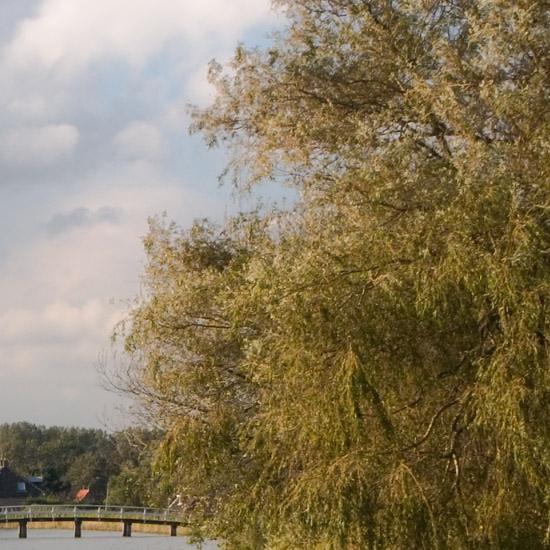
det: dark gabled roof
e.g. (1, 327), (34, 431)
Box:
(0, 460), (43, 499)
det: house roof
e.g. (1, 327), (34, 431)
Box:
(75, 488), (90, 502)
(0, 462), (29, 499)
(25, 476), (44, 484)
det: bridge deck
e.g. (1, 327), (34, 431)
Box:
(0, 505), (187, 537)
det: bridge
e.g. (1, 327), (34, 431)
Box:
(0, 504), (187, 538)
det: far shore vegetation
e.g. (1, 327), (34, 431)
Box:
(0, 422), (166, 507)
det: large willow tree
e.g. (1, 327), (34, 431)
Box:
(114, 1), (550, 548)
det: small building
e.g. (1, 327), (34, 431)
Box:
(0, 458), (43, 505)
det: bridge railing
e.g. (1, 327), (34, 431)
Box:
(0, 505), (185, 524)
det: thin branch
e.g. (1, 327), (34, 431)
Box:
(402, 398), (459, 451)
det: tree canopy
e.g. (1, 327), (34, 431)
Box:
(0, 423), (115, 499)
(113, 1), (550, 548)
(0, 423), (163, 507)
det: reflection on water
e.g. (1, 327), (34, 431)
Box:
(0, 528), (218, 550)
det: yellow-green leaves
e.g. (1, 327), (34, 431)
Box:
(117, 1), (550, 548)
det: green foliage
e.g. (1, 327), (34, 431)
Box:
(0, 422), (162, 505)
(25, 495), (65, 505)
(114, 1), (550, 548)
(0, 422), (117, 499)
(106, 428), (166, 507)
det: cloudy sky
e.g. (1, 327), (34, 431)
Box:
(0, 0), (282, 429)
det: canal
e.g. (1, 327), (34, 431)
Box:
(0, 529), (219, 549)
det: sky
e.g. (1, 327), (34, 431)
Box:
(0, 0), (283, 430)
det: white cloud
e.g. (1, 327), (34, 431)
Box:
(0, 0), (279, 427)
(0, 123), (78, 164)
(0, 159), (229, 423)
(185, 62), (220, 107)
(7, 95), (49, 120)
(114, 121), (168, 162)
(0, 299), (106, 347)
(0, 160), (228, 331)
(4, 0), (272, 77)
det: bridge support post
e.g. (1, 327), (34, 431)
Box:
(74, 519), (82, 538)
(170, 523), (177, 537)
(18, 520), (28, 539)
(122, 519), (132, 537)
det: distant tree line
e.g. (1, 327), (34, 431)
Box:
(0, 422), (165, 506)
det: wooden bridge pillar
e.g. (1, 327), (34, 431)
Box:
(18, 520), (28, 539)
(170, 523), (178, 537)
(122, 519), (132, 537)
(74, 519), (82, 538)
